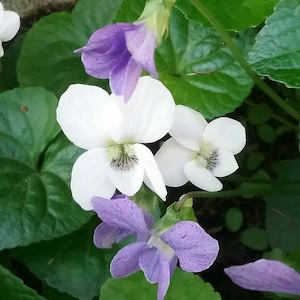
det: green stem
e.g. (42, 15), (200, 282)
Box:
(189, 0), (300, 122)
(175, 177), (300, 210)
(223, 176), (300, 185)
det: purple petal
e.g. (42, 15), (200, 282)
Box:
(139, 248), (175, 300)
(139, 247), (161, 283)
(110, 242), (148, 278)
(125, 23), (158, 77)
(92, 195), (152, 234)
(93, 222), (135, 249)
(158, 254), (176, 300)
(110, 56), (142, 101)
(161, 221), (219, 272)
(78, 23), (135, 79)
(224, 259), (300, 295)
(137, 212), (154, 243)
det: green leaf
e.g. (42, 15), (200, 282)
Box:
(0, 87), (59, 164)
(0, 264), (46, 300)
(1, 34), (25, 90)
(257, 124), (276, 143)
(156, 9), (253, 118)
(247, 103), (272, 125)
(42, 285), (78, 300)
(72, 0), (125, 37)
(115, 0), (145, 22)
(175, 0), (279, 31)
(266, 194), (300, 253)
(246, 152), (265, 171)
(240, 228), (269, 251)
(225, 207), (243, 232)
(248, 0), (300, 88)
(266, 159), (300, 252)
(131, 184), (161, 221)
(0, 88), (91, 250)
(17, 13), (89, 96)
(101, 268), (221, 300)
(12, 218), (119, 300)
(17, 0), (126, 97)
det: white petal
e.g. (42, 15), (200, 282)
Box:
(155, 138), (194, 187)
(203, 117), (246, 154)
(108, 76), (175, 144)
(169, 105), (207, 151)
(57, 84), (111, 150)
(71, 148), (116, 210)
(212, 149), (238, 177)
(184, 160), (223, 192)
(0, 11), (20, 42)
(108, 147), (144, 196)
(133, 144), (167, 201)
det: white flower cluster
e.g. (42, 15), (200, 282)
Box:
(57, 76), (246, 210)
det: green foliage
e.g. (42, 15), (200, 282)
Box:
(131, 184), (162, 220)
(72, 0), (125, 37)
(175, 0), (279, 31)
(17, 0), (125, 96)
(225, 207), (243, 232)
(17, 13), (88, 96)
(115, 0), (145, 22)
(257, 123), (276, 143)
(247, 103), (273, 125)
(265, 159), (300, 252)
(156, 8), (253, 118)
(0, 88), (91, 250)
(240, 228), (269, 251)
(100, 268), (221, 300)
(248, 0), (300, 88)
(1, 33), (25, 90)
(0, 264), (46, 300)
(1, 0), (300, 298)
(246, 152), (265, 171)
(12, 218), (119, 300)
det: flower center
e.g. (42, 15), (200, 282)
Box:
(148, 234), (175, 260)
(107, 144), (138, 172)
(196, 143), (219, 171)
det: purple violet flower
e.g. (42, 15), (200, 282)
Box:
(224, 259), (300, 295)
(76, 22), (158, 101)
(92, 195), (219, 300)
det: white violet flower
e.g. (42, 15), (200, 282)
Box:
(0, 2), (20, 57)
(155, 105), (246, 192)
(56, 76), (175, 210)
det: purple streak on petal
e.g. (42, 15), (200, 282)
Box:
(161, 221), (219, 272)
(110, 56), (142, 101)
(110, 242), (148, 278)
(125, 23), (158, 77)
(93, 222), (135, 249)
(224, 259), (300, 295)
(91, 195), (150, 234)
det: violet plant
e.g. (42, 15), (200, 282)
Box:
(0, 0), (300, 299)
